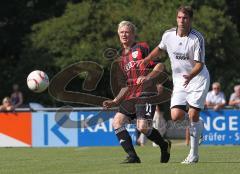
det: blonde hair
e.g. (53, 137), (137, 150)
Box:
(118, 21), (137, 34)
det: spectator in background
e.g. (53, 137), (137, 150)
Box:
(229, 85), (240, 108)
(10, 84), (23, 108)
(0, 97), (14, 111)
(205, 82), (226, 110)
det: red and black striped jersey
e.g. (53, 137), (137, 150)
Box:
(118, 42), (155, 99)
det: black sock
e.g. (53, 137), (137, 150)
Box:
(115, 127), (138, 158)
(146, 128), (166, 148)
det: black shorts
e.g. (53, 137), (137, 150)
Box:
(118, 94), (156, 120)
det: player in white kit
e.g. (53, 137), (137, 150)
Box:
(138, 5), (210, 164)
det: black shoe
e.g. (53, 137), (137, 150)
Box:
(121, 156), (141, 164)
(160, 139), (171, 163)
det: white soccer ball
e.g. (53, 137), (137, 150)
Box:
(27, 70), (49, 93)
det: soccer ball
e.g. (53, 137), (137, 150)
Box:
(27, 70), (49, 93)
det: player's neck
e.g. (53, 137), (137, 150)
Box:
(122, 41), (135, 49)
(177, 27), (191, 37)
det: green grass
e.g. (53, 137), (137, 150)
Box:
(1, 141), (240, 174)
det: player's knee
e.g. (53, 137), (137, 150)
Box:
(137, 127), (148, 134)
(188, 108), (200, 122)
(171, 108), (185, 122)
(171, 114), (178, 121)
(112, 118), (122, 129)
(137, 121), (149, 134)
(172, 115), (184, 121)
(112, 113), (125, 129)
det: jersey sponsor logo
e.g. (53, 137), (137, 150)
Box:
(124, 61), (136, 72)
(173, 52), (189, 60)
(132, 51), (138, 60)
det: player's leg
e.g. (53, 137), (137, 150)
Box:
(136, 103), (171, 163)
(171, 106), (187, 121)
(181, 106), (203, 164)
(171, 105), (191, 146)
(137, 132), (147, 146)
(171, 90), (200, 163)
(185, 127), (190, 146)
(112, 112), (140, 163)
(170, 90), (188, 121)
(171, 97), (202, 164)
(182, 80), (209, 164)
(152, 105), (167, 147)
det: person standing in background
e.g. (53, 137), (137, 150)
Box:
(10, 84), (23, 108)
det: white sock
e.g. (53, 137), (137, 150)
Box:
(189, 121), (202, 157)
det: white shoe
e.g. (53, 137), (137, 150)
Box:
(181, 154), (199, 164)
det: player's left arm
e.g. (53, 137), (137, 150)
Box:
(183, 61), (203, 87)
(183, 33), (205, 87)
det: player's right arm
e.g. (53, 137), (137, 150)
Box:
(145, 47), (163, 64)
(137, 63), (165, 84)
(103, 59), (130, 109)
(103, 86), (130, 109)
(138, 31), (168, 67)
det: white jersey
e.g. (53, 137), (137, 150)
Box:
(206, 91), (226, 105)
(159, 28), (209, 92)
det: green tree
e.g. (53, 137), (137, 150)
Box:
(193, 5), (240, 97)
(18, 0), (240, 105)
(0, 0), (67, 102)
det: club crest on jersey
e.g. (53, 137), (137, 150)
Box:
(132, 51), (138, 60)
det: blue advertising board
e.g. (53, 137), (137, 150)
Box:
(200, 110), (240, 145)
(32, 111), (136, 147)
(32, 112), (78, 147)
(31, 109), (240, 147)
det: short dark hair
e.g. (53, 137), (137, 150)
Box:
(177, 5), (193, 19)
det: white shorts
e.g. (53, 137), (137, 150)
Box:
(171, 75), (210, 109)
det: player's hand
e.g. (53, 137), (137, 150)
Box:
(156, 84), (164, 95)
(136, 76), (147, 85)
(102, 100), (117, 109)
(136, 58), (150, 68)
(183, 74), (192, 88)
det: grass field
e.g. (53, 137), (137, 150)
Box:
(1, 141), (240, 174)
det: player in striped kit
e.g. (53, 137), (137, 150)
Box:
(103, 21), (171, 163)
(138, 6), (210, 164)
